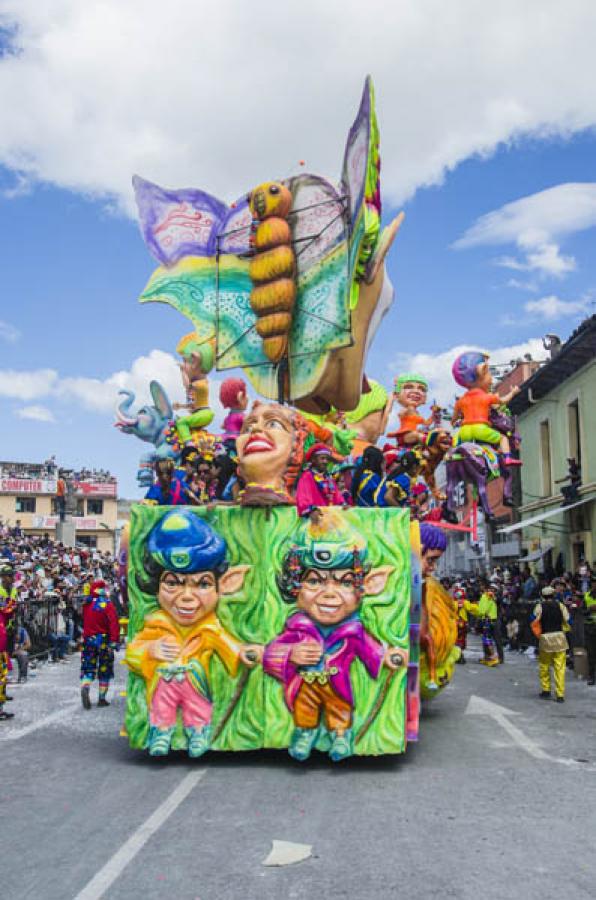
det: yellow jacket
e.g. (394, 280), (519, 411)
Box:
(125, 609), (242, 704)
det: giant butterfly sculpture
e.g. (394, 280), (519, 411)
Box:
(133, 78), (403, 415)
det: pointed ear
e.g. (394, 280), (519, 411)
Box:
(363, 565), (394, 597)
(218, 565), (250, 596)
(150, 381), (173, 419)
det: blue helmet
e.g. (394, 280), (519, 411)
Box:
(146, 510), (227, 574)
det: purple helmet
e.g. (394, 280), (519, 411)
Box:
(452, 351), (487, 388)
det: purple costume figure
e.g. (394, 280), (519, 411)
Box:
(263, 512), (405, 762)
(219, 377), (248, 440)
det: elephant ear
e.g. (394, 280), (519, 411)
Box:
(149, 381), (173, 420)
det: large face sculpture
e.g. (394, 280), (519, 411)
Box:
(236, 402), (296, 503)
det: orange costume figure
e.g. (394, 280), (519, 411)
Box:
(451, 352), (520, 465)
(389, 374), (434, 447)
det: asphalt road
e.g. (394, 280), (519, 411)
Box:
(3, 640), (596, 900)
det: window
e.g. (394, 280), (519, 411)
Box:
(76, 499), (85, 517)
(77, 535), (97, 549)
(539, 420), (552, 497)
(568, 399), (582, 469)
(16, 496), (36, 513)
(87, 499), (104, 515)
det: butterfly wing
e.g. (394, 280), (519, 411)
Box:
(284, 174), (351, 401)
(340, 76), (381, 303)
(132, 175), (228, 266)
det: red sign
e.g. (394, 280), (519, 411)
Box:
(0, 478), (57, 494)
(75, 481), (117, 497)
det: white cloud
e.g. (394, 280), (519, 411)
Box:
(0, 320), (20, 342)
(2, 5), (596, 212)
(524, 294), (591, 320)
(16, 404), (56, 423)
(390, 338), (546, 407)
(455, 183), (596, 279)
(0, 349), (230, 429)
(0, 368), (58, 400)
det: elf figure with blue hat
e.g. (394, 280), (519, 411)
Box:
(263, 510), (406, 762)
(126, 510), (260, 757)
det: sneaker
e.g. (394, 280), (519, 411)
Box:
(148, 726), (174, 756)
(539, 691), (551, 698)
(97, 698), (110, 707)
(80, 684), (92, 710)
(0, 710), (14, 720)
(289, 727), (318, 761)
(5, 695), (13, 701)
(185, 725), (213, 758)
(556, 696), (565, 703)
(329, 729), (354, 762)
(587, 679), (595, 686)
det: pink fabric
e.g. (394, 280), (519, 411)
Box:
(295, 469), (343, 516)
(222, 411), (245, 438)
(150, 675), (213, 728)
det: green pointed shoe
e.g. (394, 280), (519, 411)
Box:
(186, 725), (213, 758)
(329, 729), (354, 762)
(288, 727), (318, 761)
(148, 726), (174, 756)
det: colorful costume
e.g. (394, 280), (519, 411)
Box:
(453, 389), (501, 446)
(176, 378), (214, 444)
(0, 585), (16, 713)
(144, 469), (190, 505)
(264, 611), (385, 737)
(80, 581), (120, 707)
(295, 469), (344, 517)
(126, 610), (241, 734)
(354, 469), (383, 507)
(533, 592), (569, 700)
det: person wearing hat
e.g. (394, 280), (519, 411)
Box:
(295, 443), (344, 520)
(532, 585), (570, 702)
(263, 511), (405, 762)
(80, 578), (120, 709)
(0, 565), (17, 720)
(126, 509), (260, 757)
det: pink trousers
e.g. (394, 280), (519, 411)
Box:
(150, 675), (212, 728)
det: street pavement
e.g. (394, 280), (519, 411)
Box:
(3, 640), (596, 900)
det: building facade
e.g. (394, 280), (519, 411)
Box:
(0, 461), (118, 552)
(509, 316), (596, 573)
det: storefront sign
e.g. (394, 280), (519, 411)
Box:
(0, 478), (57, 494)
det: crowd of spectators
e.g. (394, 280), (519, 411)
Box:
(0, 520), (123, 668)
(442, 561), (596, 683)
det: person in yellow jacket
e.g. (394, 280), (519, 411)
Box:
(584, 578), (596, 686)
(532, 585), (570, 703)
(126, 510), (261, 757)
(468, 589), (500, 666)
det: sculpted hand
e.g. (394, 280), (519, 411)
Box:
(149, 637), (181, 662)
(384, 647), (408, 670)
(240, 644), (263, 667)
(290, 641), (323, 666)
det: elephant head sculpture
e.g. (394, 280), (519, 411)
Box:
(114, 380), (176, 459)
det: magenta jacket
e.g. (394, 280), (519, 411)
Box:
(295, 469), (344, 517)
(263, 611), (385, 709)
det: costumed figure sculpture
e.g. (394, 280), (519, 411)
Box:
(263, 512), (405, 762)
(444, 351), (521, 521)
(115, 381), (179, 488)
(418, 524), (458, 696)
(220, 377), (248, 441)
(388, 374), (434, 447)
(125, 510), (259, 757)
(174, 333), (215, 445)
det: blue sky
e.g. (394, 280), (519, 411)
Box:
(1, 3), (596, 497)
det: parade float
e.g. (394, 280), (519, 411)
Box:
(116, 77), (521, 761)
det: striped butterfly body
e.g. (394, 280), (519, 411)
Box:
(248, 182), (296, 364)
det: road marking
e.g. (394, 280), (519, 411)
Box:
(73, 769), (207, 900)
(0, 703), (79, 742)
(465, 695), (594, 769)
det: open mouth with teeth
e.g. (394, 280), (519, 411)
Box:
(314, 601), (344, 620)
(242, 433), (275, 455)
(173, 604), (201, 621)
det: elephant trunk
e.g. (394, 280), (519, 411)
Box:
(115, 390), (138, 427)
